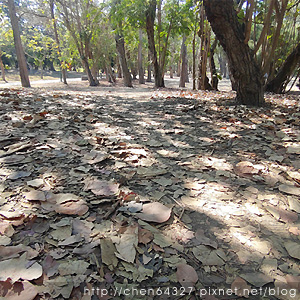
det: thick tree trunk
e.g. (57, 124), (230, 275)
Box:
(115, 34), (133, 87)
(146, 0), (164, 88)
(138, 29), (145, 84)
(204, 0), (264, 106)
(179, 35), (187, 88)
(7, 0), (30, 87)
(265, 42), (300, 93)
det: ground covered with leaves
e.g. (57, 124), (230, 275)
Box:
(0, 84), (300, 300)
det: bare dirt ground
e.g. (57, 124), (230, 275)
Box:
(0, 77), (300, 300)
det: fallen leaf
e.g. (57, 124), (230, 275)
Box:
(240, 272), (273, 287)
(100, 238), (118, 268)
(23, 190), (46, 201)
(115, 226), (138, 263)
(0, 280), (38, 300)
(0, 253), (42, 282)
(279, 184), (300, 196)
(176, 263), (198, 289)
(84, 179), (119, 196)
(138, 228), (153, 245)
(231, 277), (251, 298)
(234, 161), (259, 177)
(136, 202), (171, 223)
(285, 241), (300, 260)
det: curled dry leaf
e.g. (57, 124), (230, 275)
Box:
(41, 193), (88, 216)
(234, 161), (259, 177)
(176, 263), (198, 289)
(136, 202), (171, 223)
(55, 199), (89, 216)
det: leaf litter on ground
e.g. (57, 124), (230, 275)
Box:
(0, 87), (299, 299)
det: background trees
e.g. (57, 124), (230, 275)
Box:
(0, 0), (299, 105)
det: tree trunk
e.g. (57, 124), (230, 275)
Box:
(7, 0), (30, 87)
(138, 29), (145, 84)
(146, 0), (164, 88)
(0, 51), (7, 82)
(204, 0), (264, 106)
(192, 24), (197, 90)
(116, 58), (122, 78)
(82, 57), (98, 86)
(210, 39), (218, 90)
(105, 62), (116, 84)
(170, 66), (173, 78)
(50, 0), (67, 84)
(179, 35), (187, 88)
(146, 49), (152, 82)
(265, 42), (300, 93)
(115, 34), (133, 87)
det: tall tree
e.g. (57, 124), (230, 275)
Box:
(145, 0), (164, 87)
(50, 0), (67, 84)
(58, 0), (99, 86)
(138, 28), (145, 84)
(203, 0), (264, 106)
(7, 0), (30, 87)
(110, 0), (133, 87)
(179, 35), (187, 88)
(115, 33), (133, 87)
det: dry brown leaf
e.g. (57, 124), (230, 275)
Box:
(136, 202), (171, 223)
(285, 241), (300, 260)
(84, 179), (119, 196)
(285, 274), (300, 291)
(176, 263), (198, 289)
(55, 199), (88, 216)
(0, 280), (38, 300)
(289, 226), (300, 236)
(0, 253), (42, 282)
(138, 228), (154, 244)
(234, 161), (259, 177)
(231, 277), (251, 298)
(100, 238), (118, 267)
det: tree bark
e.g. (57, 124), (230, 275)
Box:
(179, 35), (187, 88)
(265, 42), (300, 93)
(116, 58), (122, 78)
(145, 0), (164, 88)
(115, 34), (133, 87)
(210, 39), (218, 90)
(146, 49), (152, 82)
(0, 51), (7, 82)
(138, 28), (145, 84)
(7, 0), (30, 87)
(82, 57), (98, 86)
(204, 0), (264, 106)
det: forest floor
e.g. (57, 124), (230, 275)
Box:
(0, 78), (300, 300)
